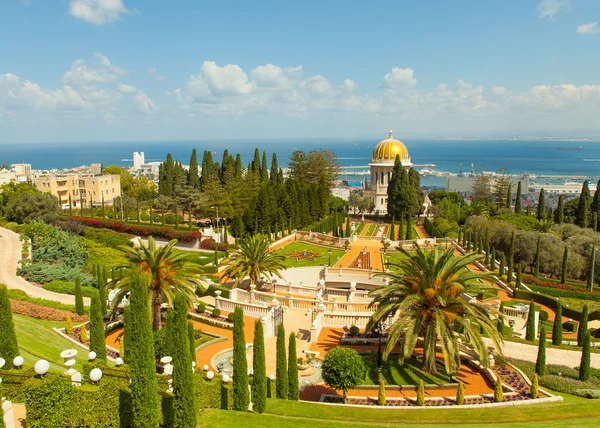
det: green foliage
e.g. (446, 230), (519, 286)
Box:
(492, 214), (540, 231)
(579, 331), (591, 381)
(188, 322), (196, 363)
(321, 347), (365, 402)
(212, 308), (221, 317)
(276, 323), (288, 399)
(31, 226), (86, 268)
(349, 325), (360, 336)
(89, 290), (107, 360)
(197, 302), (206, 313)
(74, 276), (84, 315)
(288, 332), (299, 400)
(42, 280), (96, 297)
(80, 324), (88, 343)
(199, 284), (231, 299)
(530, 373), (539, 399)
(172, 293), (196, 427)
(127, 269), (160, 427)
(66, 314), (74, 336)
(232, 308), (249, 411)
(578, 304), (589, 347)
(525, 300), (536, 342)
(82, 227), (133, 248)
(494, 378), (504, 402)
(5, 191), (61, 224)
(377, 375), (386, 406)
(536, 325), (547, 376)
(552, 302), (563, 346)
(416, 379), (425, 406)
(573, 389), (600, 399)
(252, 320), (267, 413)
(456, 382), (464, 405)
(0, 284), (19, 361)
(18, 262), (90, 285)
(22, 373), (76, 428)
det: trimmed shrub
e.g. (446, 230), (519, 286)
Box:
(563, 320), (578, 333)
(197, 302), (206, 313)
(573, 389), (600, 399)
(0, 284), (19, 362)
(536, 325), (547, 376)
(89, 291), (107, 360)
(232, 308), (249, 411)
(539, 310), (549, 322)
(288, 332), (299, 400)
(74, 277), (84, 315)
(212, 308), (221, 318)
(552, 302), (563, 346)
(578, 304), (589, 347)
(530, 373), (539, 399)
(42, 280), (97, 298)
(199, 284), (231, 300)
(579, 332), (591, 381)
(321, 347), (365, 404)
(276, 323), (288, 399)
(172, 293), (196, 427)
(525, 300), (536, 342)
(349, 325), (360, 336)
(494, 378), (504, 402)
(456, 382), (464, 405)
(252, 320), (267, 413)
(22, 373), (76, 428)
(416, 379), (425, 406)
(66, 315), (74, 336)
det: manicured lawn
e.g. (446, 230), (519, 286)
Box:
(354, 223), (366, 235)
(384, 252), (408, 271)
(273, 241), (345, 267)
(197, 393), (600, 427)
(362, 354), (452, 386)
(12, 314), (90, 373)
(195, 331), (220, 348)
(365, 224), (377, 237)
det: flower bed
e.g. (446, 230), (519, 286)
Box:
(523, 274), (600, 295)
(188, 311), (234, 330)
(66, 216), (202, 243)
(9, 299), (87, 322)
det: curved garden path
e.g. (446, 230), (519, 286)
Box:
(0, 227), (90, 305)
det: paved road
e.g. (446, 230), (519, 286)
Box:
(0, 227), (90, 305)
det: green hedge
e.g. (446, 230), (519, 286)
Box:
(42, 280), (97, 298)
(527, 284), (600, 303)
(82, 227), (133, 249)
(197, 284), (230, 299)
(424, 218), (444, 238)
(514, 289), (600, 322)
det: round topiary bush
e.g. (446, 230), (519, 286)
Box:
(197, 302), (206, 313)
(227, 312), (236, 322)
(349, 325), (360, 336)
(212, 308), (221, 318)
(539, 310), (549, 322)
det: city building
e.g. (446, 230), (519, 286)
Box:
(90, 163), (102, 175)
(133, 151), (145, 169)
(445, 172), (530, 196)
(0, 163), (32, 187)
(363, 130), (412, 215)
(34, 173), (121, 208)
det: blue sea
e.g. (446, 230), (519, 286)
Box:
(2, 139), (600, 188)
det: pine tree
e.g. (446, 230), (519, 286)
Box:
(576, 180), (591, 228)
(588, 246), (596, 292)
(494, 378), (504, 403)
(66, 315), (74, 336)
(0, 285), (19, 362)
(534, 236), (541, 278)
(74, 276), (84, 315)
(552, 302), (563, 346)
(172, 293), (196, 427)
(89, 290), (107, 360)
(536, 188), (545, 220)
(416, 379), (425, 406)
(578, 304), (589, 347)
(525, 300), (536, 341)
(561, 246), (568, 284)
(288, 332), (299, 400)
(270, 153), (279, 184)
(530, 373), (539, 399)
(232, 308), (249, 411)
(535, 324), (547, 376)
(275, 323), (288, 399)
(188, 148), (200, 189)
(514, 181), (522, 214)
(252, 320), (267, 413)
(506, 182), (512, 209)
(261, 151), (269, 182)
(456, 382), (464, 405)
(126, 270), (159, 427)
(579, 331), (591, 381)
(188, 322), (196, 365)
(555, 195), (564, 224)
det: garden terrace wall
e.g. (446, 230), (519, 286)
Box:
(66, 216), (202, 243)
(514, 289), (600, 322)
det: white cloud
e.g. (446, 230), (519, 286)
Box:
(537, 0), (570, 20)
(148, 67), (165, 81)
(252, 64), (302, 89)
(577, 22), (600, 35)
(118, 83), (137, 94)
(382, 67), (417, 88)
(63, 53), (125, 85)
(94, 52), (125, 75)
(200, 61), (255, 96)
(69, 0), (132, 25)
(116, 82), (158, 113)
(492, 86), (507, 96)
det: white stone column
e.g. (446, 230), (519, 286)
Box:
(249, 284), (256, 304)
(214, 290), (222, 309)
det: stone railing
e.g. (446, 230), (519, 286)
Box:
(214, 291), (271, 318)
(323, 312), (372, 328)
(503, 306), (528, 319)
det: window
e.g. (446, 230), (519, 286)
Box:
(381, 198), (384, 204)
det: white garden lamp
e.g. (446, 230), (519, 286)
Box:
(203, 364), (209, 371)
(206, 370), (214, 380)
(115, 357), (124, 366)
(0, 358), (5, 369)
(269, 374), (275, 381)
(222, 374), (230, 383)
(88, 351), (97, 361)
(13, 356), (24, 369)
(89, 368), (103, 383)
(34, 359), (50, 376)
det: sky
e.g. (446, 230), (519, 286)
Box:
(1, 0), (600, 144)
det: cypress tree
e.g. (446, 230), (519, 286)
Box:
(555, 195), (564, 224)
(508, 231), (515, 282)
(101, 195), (105, 219)
(536, 188), (545, 220)
(74, 276), (84, 315)
(530, 373), (539, 399)
(126, 270), (159, 428)
(68, 194), (73, 216)
(525, 300), (536, 342)
(591, 179), (600, 217)
(89, 290), (107, 360)
(506, 182), (512, 209)
(172, 293), (196, 427)
(288, 332), (299, 400)
(579, 331), (591, 381)
(593, 212), (598, 232)
(188, 148), (200, 189)
(398, 216), (404, 240)
(576, 180), (591, 228)
(188, 322), (196, 365)
(416, 379), (425, 406)
(578, 304), (589, 347)
(515, 264), (522, 290)
(232, 308), (249, 411)
(405, 213), (411, 240)
(252, 320), (267, 413)
(0, 285), (19, 361)
(552, 302), (563, 346)
(66, 315), (74, 336)
(174, 201), (179, 229)
(514, 181), (522, 214)
(494, 378), (504, 403)
(497, 302), (505, 334)
(261, 151), (269, 182)
(188, 203), (193, 230)
(588, 246), (596, 292)
(149, 199), (154, 224)
(275, 323), (288, 399)
(491, 247), (496, 271)
(456, 382), (465, 405)
(270, 153), (279, 184)
(100, 266), (108, 315)
(499, 253), (506, 279)
(561, 246), (568, 284)
(534, 236), (541, 278)
(345, 216), (351, 238)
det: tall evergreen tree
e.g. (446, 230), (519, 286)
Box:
(588, 246), (596, 292)
(158, 153), (175, 197)
(288, 332), (299, 400)
(499, 253), (506, 278)
(275, 323), (288, 399)
(506, 182), (512, 209)
(552, 302), (563, 346)
(534, 236), (541, 278)
(514, 181), (522, 214)
(491, 247), (496, 270)
(252, 320), (267, 413)
(74, 276), (84, 315)
(187, 322), (196, 365)
(579, 331), (591, 381)
(591, 179), (600, 216)
(535, 325), (546, 376)
(515, 264), (522, 289)
(172, 293), (196, 427)
(261, 151), (269, 182)
(555, 195), (565, 224)
(536, 188), (545, 220)
(578, 304), (589, 347)
(188, 148), (200, 189)
(525, 300), (536, 341)
(270, 153), (279, 184)
(89, 290), (107, 360)
(232, 308), (249, 411)
(126, 270), (159, 428)
(576, 180), (591, 228)
(0, 285), (19, 361)
(508, 231), (515, 282)
(251, 148), (261, 175)
(561, 246), (568, 284)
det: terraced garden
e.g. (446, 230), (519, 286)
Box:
(272, 241), (346, 267)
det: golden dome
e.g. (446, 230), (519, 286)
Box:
(371, 130), (409, 163)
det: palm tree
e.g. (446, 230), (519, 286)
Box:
(367, 245), (502, 374)
(111, 237), (205, 331)
(536, 219), (555, 234)
(222, 233), (286, 289)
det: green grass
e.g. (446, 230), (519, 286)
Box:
(12, 314), (90, 373)
(362, 354), (452, 386)
(195, 331), (219, 348)
(365, 224), (377, 237)
(197, 394), (600, 427)
(354, 223), (366, 235)
(384, 252), (408, 271)
(273, 241), (345, 267)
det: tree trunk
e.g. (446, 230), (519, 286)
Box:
(152, 292), (163, 331)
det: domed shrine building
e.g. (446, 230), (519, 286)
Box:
(364, 130), (412, 215)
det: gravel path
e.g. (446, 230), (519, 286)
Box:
(485, 337), (600, 369)
(0, 227), (89, 305)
